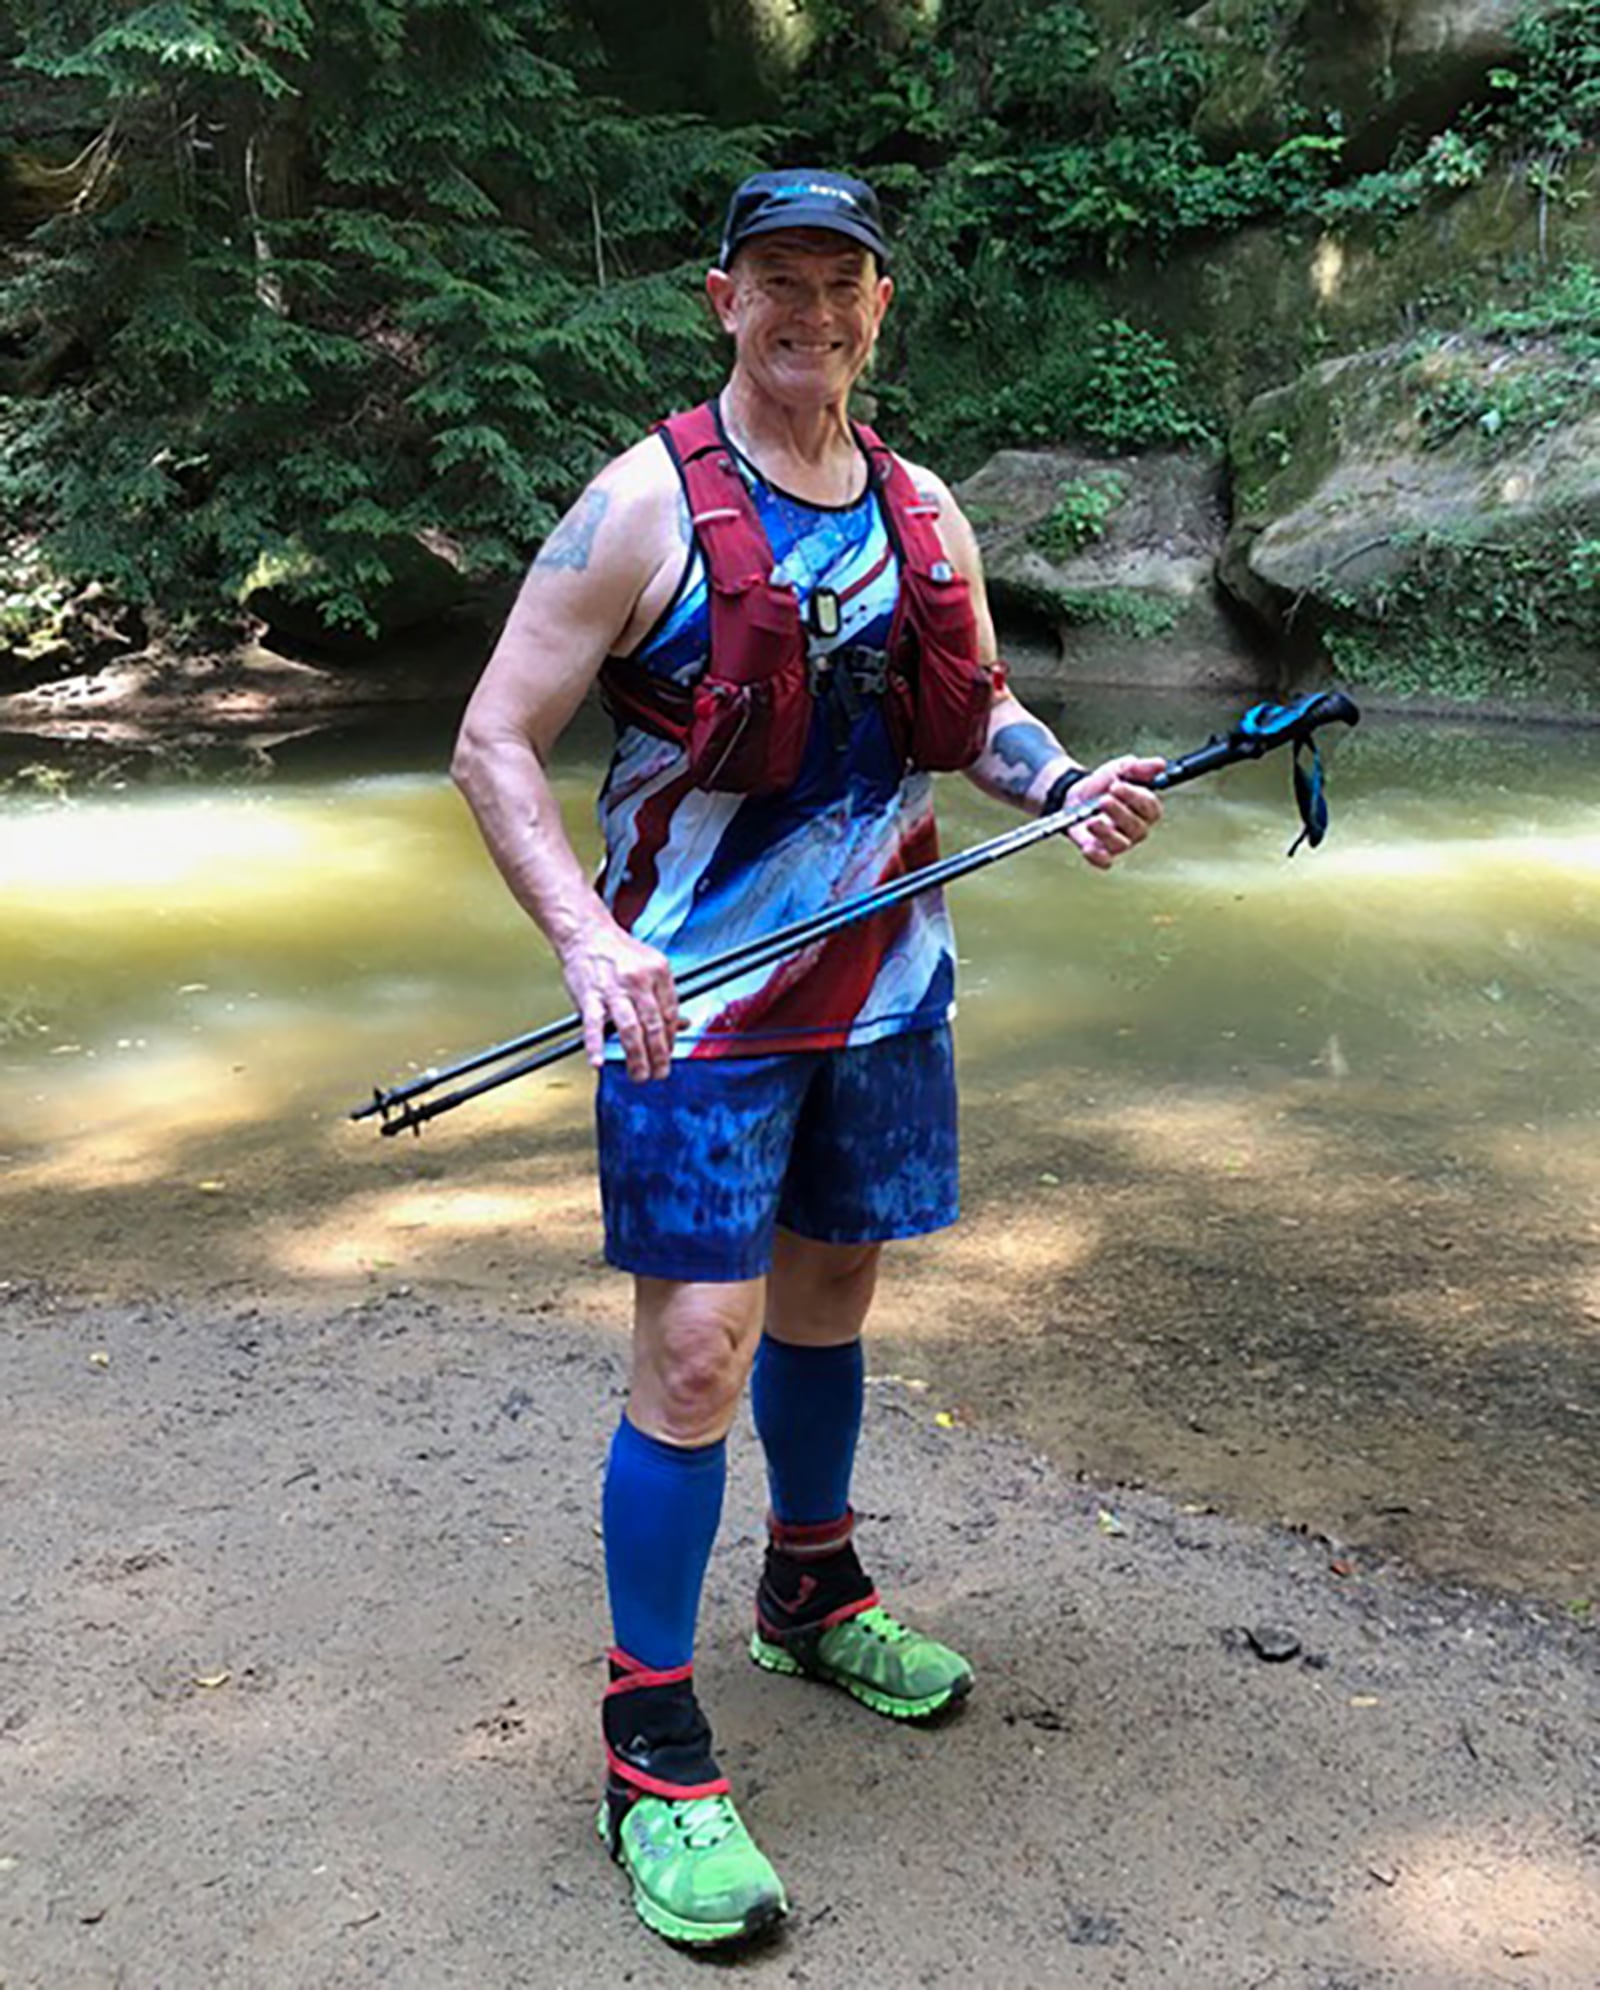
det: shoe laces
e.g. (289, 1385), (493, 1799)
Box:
(856, 1605), (912, 1644)
(671, 1794), (737, 1852)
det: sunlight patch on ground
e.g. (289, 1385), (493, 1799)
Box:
(3, 1017), (590, 1167)
(1364, 1834), (1599, 1981)
(1480, 1114), (1600, 1196)
(1105, 1088), (1329, 1181)
(269, 1174), (598, 1280)
(871, 1207), (1100, 1342)
(1, 1049), (278, 1191)
(331, 1063), (593, 1153)
(1370, 1278), (1490, 1341)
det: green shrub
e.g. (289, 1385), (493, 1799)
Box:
(1056, 588), (1181, 639)
(1032, 473), (1125, 558)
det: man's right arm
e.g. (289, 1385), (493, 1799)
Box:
(450, 441), (684, 1081)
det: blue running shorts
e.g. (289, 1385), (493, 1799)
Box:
(595, 1025), (959, 1283)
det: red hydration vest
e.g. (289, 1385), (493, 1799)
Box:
(599, 401), (996, 795)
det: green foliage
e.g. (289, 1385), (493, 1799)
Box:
(1490, 0), (1600, 157)
(1323, 526), (1600, 704)
(0, 530), (73, 646)
(1032, 472), (1125, 559)
(17, 0), (313, 97)
(1407, 258), (1600, 448)
(989, 5), (1099, 128)
(1411, 353), (1596, 447)
(2, 0), (759, 637)
(1077, 322), (1212, 451)
(5, 0), (1600, 652)
(905, 306), (1213, 470)
(1423, 130), (1491, 191)
(782, 1), (1335, 461)
(2, 763), (73, 805)
(1474, 259), (1600, 348)
(1568, 536), (1600, 586)
(1297, 1), (1600, 234)
(828, 0), (1600, 470)
(1055, 587), (1181, 640)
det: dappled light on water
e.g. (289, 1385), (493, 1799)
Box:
(1, 768), (593, 1146)
(1301, 826), (1600, 882)
(3, 706), (1594, 1264)
(5, 792), (327, 898)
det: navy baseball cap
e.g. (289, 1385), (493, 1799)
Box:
(718, 170), (891, 269)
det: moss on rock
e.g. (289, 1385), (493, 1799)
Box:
(1222, 325), (1600, 704)
(1105, 152), (1600, 435)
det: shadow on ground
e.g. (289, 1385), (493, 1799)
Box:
(3, 1030), (1596, 1601)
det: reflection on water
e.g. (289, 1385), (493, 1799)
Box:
(3, 689), (1597, 1167)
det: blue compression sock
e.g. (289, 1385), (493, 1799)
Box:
(750, 1335), (865, 1526)
(602, 1418), (726, 1671)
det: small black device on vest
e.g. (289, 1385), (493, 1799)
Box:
(808, 588), (842, 641)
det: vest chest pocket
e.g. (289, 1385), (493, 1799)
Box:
(688, 671), (812, 793)
(885, 572), (993, 773)
(689, 575), (811, 791)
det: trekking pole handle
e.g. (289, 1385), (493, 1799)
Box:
(1154, 691), (1360, 792)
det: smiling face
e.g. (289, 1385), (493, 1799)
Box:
(706, 229), (893, 411)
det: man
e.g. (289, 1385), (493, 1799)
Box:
(451, 169), (1164, 1948)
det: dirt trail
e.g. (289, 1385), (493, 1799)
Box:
(4, 1270), (1598, 1989)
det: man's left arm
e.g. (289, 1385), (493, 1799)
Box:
(912, 465), (1165, 871)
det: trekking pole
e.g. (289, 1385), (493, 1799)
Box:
(352, 689), (1358, 1136)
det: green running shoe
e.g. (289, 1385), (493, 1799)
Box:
(598, 1787), (788, 1947)
(752, 1513), (974, 1721)
(751, 1601), (974, 1720)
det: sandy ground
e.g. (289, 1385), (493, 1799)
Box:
(4, 1257), (1598, 1988)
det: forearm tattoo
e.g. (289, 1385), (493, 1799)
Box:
(536, 487), (609, 572)
(986, 720), (1066, 800)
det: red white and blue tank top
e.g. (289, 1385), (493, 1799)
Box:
(596, 438), (955, 1059)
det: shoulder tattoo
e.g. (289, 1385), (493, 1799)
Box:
(536, 487), (610, 572)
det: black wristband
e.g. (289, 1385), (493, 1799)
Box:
(1040, 766), (1090, 817)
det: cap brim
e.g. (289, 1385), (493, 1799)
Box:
(722, 214), (890, 267)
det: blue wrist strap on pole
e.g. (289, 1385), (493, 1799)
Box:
(1229, 697), (1339, 855)
(1288, 739), (1328, 855)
